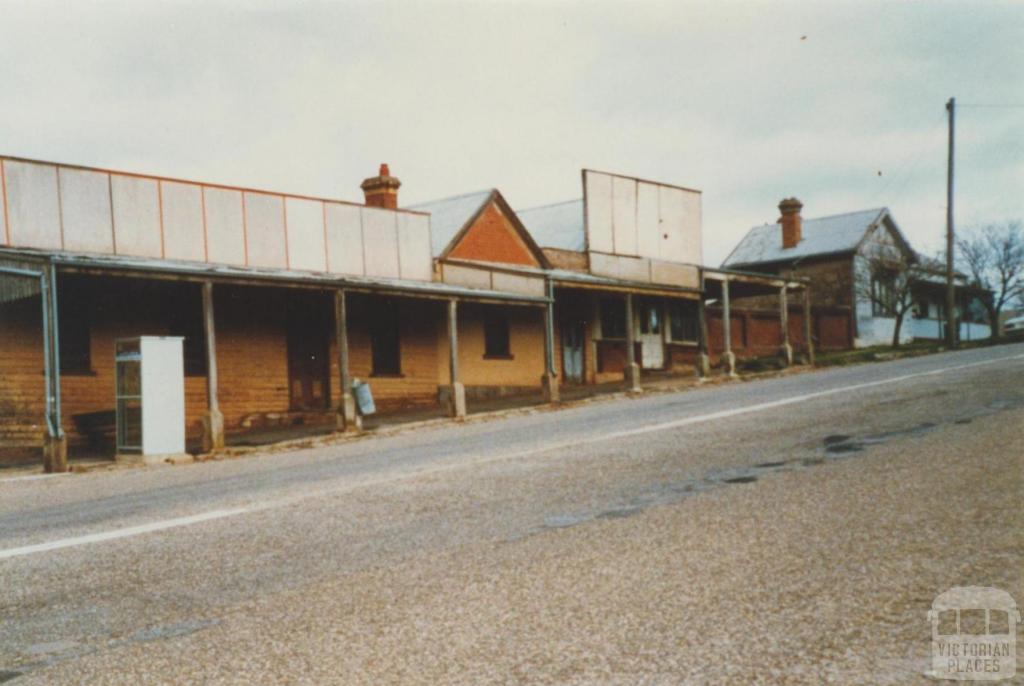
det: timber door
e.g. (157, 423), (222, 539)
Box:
(637, 301), (664, 369)
(287, 297), (331, 410)
(561, 318), (585, 383)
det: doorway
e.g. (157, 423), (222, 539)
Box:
(561, 318), (586, 383)
(637, 300), (664, 369)
(286, 295), (331, 410)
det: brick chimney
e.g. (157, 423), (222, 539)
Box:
(779, 197), (803, 249)
(361, 163), (401, 209)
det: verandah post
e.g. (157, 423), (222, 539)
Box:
(803, 286), (816, 366)
(696, 294), (710, 378)
(779, 284), (793, 366)
(447, 298), (466, 419)
(201, 280), (225, 452)
(541, 278), (559, 403)
(624, 293), (641, 392)
(41, 263), (68, 472)
(334, 289), (360, 432)
(721, 278), (737, 378)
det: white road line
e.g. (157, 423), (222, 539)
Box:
(0, 472), (71, 484)
(0, 508), (249, 561)
(2, 350), (1021, 561)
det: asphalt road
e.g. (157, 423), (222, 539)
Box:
(2, 343), (1023, 684)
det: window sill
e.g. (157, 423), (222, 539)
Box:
(483, 354), (514, 361)
(58, 369), (97, 377)
(370, 372), (405, 379)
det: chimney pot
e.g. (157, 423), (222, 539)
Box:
(779, 197), (803, 249)
(361, 163), (401, 209)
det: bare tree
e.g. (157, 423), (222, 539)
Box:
(956, 221), (1024, 338)
(855, 252), (916, 348)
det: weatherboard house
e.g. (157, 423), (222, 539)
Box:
(0, 157), (804, 471)
(722, 199), (991, 347)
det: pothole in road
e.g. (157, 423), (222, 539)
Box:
(537, 403), (1021, 538)
(825, 442), (864, 455)
(722, 475), (758, 484)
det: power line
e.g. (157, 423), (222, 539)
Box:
(957, 104), (1024, 109)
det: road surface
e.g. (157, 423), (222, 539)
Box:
(2, 343), (1023, 684)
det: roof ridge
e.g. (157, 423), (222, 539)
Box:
(405, 188), (495, 209)
(518, 198), (583, 213)
(749, 206), (888, 230)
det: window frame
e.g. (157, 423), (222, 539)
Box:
(599, 297), (627, 340)
(667, 301), (699, 344)
(870, 273), (896, 317)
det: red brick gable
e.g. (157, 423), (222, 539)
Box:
(448, 201), (540, 267)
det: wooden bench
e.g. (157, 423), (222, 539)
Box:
(72, 409), (116, 451)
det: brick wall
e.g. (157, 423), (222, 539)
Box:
(435, 302), (554, 393)
(705, 304), (851, 361)
(0, 277), (453, 459)
(447, 201), (539, 267)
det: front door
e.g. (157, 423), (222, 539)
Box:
(637, 301), (664, 369)
(287, 296), (330, 410)
(561, 318), (585, 383)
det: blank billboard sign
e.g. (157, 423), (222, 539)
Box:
(583, 170), (702, 265)
(0, 156), (436, 284)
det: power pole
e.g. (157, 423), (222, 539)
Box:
(945, 97), (957, 348)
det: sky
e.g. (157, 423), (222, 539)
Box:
(0, 1), (1021, 266)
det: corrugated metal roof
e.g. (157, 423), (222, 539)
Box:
(722, 208), (888, 268)
(517, 199), (585, 252)
(406, 190), (494, 256)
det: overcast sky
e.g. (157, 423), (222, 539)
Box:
(1, 1), (1020, 265)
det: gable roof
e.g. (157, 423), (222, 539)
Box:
(406, 189), (550, 267)
(722, 207), (892, 268)
(517, 199), (585, 252)
(406, 189), (494, 257)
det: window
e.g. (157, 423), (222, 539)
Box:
(370, 299), (401, 376)
(668, 301), (699, 342)
(59, 286), (92, 375)
(168, 299), (207, 377)
(914, 299), (930, 319)
(871, 273), (896, 317)
(599, 297), (627, 339)
(483, 311), (511, 358)
(639, 303), (660, 335)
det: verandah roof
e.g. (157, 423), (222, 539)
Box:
(0, 246), (551, 307)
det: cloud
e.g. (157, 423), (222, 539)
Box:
(0, 1), (1020, 267)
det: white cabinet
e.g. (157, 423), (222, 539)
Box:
(115, 336), (187, 464)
